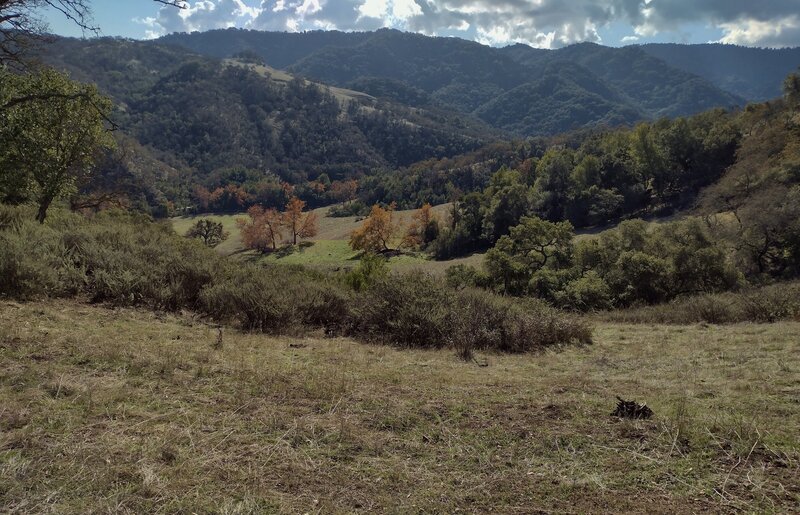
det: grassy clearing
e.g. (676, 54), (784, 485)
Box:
(2, 300), (798, 513)
(171, 205), (486, 274)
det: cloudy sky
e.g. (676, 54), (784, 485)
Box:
(44, 0), (800, 48)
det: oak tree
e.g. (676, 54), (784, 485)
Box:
(186, 218), (228, 248)
(350, 203), (399, 253)
(402, 203), (439, 248)
(284, 196), (317, 245)
(237, 205), (285, 252)
(0, 67), (115, 222)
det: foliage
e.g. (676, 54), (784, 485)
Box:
(344, 252), (388, 291)
(348, 272), (591, 352)
(0, 67), (115, 222)
(604, 281), (800, 325)
(481, 216), (742, 310)
(185, 218), (228, 248)
(237, 205), (285, 252)
(402, 203), (439, 249)
(0, 205), (587, 352)
(485, 216), (574, 296)
(283, 196), (318, 245)
(350, 204), (400, 253)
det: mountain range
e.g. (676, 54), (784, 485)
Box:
(157, 29), (798, 135)
(34, 29), (799, 213)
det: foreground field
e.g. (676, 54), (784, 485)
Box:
(1, 301), (799, 513)
(171, 205), (485, 274)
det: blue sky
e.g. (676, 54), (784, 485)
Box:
(42, 0), (800, 49)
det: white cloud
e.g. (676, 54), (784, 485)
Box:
(140, 0), (800, 48)
(718, 15), (800, 48)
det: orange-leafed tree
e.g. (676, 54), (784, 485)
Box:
(331, 179), (358, 205)
(402, 203), (440, 248)
(284, 196), (318, 245)
(350, 203), (399, 253)
(237, 205), (285, 252)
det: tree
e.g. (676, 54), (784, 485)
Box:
(0, 67), (115, 222)
(402, 203), (439, 248)
(283, 196), (317, 245)
(331, 179), (358, 205)
(784, 70), (800, 107)
(350, 204), (399, 253)
(485, 216), (574, 295)
(185, 218), (228, 248)
(237, 205), (284, 252)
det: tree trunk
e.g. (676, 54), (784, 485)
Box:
(36, 197), (53, 224)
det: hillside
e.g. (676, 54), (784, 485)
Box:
(642, 43), (800, 101)
(3, 299), (798, 512)
(38, 37), (496, 211)
(159, 29), (753, 136)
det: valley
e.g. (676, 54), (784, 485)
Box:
(2, 3), (800, 512)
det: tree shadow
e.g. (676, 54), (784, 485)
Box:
(273, 241), (314, 259)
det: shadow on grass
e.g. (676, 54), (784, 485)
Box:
(273, 241), (314, 259)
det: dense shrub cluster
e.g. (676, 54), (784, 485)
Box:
(0, 207), (589, 352)
(602, 282), (800, 324)
(348, 273), (591, 352)
(453, 216), (742, 311)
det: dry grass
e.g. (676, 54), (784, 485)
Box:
(1, 300), (798, 513)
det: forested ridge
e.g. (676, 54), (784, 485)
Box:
(34, 36), (496, 215)
(21, 31), (797, 218)
(161, 29), (761, 135)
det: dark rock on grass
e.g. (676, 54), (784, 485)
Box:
(612, 396), (654, 420)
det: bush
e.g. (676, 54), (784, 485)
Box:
(557, 271), (612, 312)
(0, 205), (591, 353)
(0, 221), (69, 298)
(344, 252), (388, 291)
(201, 265), (351, 333)
(348, 273), (591, 352)
(603, 282), (800, 324)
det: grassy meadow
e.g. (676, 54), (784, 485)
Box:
(1, 299), (798, 513)
(171, 204), (486, 274)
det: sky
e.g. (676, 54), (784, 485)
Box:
(43, 0), (800, 49)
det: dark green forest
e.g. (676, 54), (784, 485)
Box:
(20, 31), (797, 218)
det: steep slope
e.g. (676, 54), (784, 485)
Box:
(286, 29), (529, 113)
(39, 37), (494, 184)
(474, 61), (643, 135)
(501, 42), (744, 118)
(641, 43), (800, 101)
(159, 29), (752, 136)
(158, 28), (370, 69)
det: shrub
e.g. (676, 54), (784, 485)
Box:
(0, 205), (591, 353)
(348, 273), (452, 347)
(344, 252), (388, 291)
(603, 281), (800, 324)
(557, 271), (612, 312)
(0, 221), (69, 298)
(348, 273), (591, 352)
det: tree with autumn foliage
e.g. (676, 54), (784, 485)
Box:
(402, 203), (440, 249)
(331, 179), (358, 206)
(237, 205), (285, 252)
(350, 203), (400, 253)
(284, 196), (318, 245)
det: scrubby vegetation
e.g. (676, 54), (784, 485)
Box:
(0, 206), (588, 352)
(602, 281), (800, 325)
(2, 300), (798, 512)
